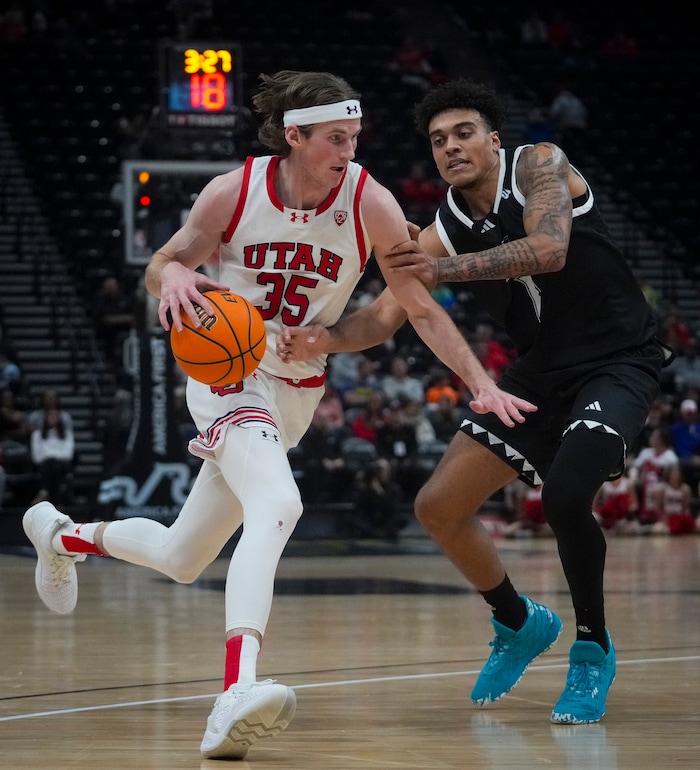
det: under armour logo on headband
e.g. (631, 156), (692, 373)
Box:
(283, 100), (363, 127)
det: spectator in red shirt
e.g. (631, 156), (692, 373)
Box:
(399, 162), (445, 210)
(472, 323), (514, 381)
(602, 29), (639, 60)
(660, 303), (694, 355)
(390, 34), (433, 91)
(351, 389), (386, 442)
(546, 11), (574, 48)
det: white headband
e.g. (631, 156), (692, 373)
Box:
(283, 99), (362, 127)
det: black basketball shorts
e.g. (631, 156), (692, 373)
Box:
(459, 340), (665, 487)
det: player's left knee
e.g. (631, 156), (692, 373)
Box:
(543, 430), (623, 530)
(245, 493), (303, 533)
(541, 472), (592, 529)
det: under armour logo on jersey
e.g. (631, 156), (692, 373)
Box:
(261, 429), (280, 443)
(585, 401), (602, 411)
(334, 210), (347, 225)
(290, 211), (309, 223)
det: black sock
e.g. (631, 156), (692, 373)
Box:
(575, 609), (608, 652)
(480, 575), (527, 631)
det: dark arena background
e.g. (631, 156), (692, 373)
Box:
(1, 1), (698, 543)
(2, 4), (700, 769)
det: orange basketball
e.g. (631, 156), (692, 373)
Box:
(170, 291), (266, 385)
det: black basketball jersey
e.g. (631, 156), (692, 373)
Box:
(434, 146), (657, 373)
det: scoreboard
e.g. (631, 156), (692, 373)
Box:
(159, 40), (242, 129)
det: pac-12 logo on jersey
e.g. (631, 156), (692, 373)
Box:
(334, 210), (348, 225)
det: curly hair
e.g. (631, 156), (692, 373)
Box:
(413, 79), (507, 136)
(253, 70), (361, 154)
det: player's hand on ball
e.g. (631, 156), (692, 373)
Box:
(170, 291), (266, 385)
(158, 261), (230, 332)
(276, 325), (330, 363)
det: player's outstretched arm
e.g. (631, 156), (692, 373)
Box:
(362, 177), (536, 427)
(276, 286), (406, 363)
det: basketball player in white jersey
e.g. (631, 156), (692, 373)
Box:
(22, 70), (535, 760)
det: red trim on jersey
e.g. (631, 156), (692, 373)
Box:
(316, 167), (346, 214)
(266, 155), (285, 212)
(266, 157), (346, 216)
(223, 156), (254, 243)
(224, 635), (243, 688)
(190, 407), (278, 454)
(354, 168), (369, 272)
(273, 372), (327, 388)
(265, 155), (348, 220)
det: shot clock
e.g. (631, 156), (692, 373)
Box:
(160, 40), (242, 129)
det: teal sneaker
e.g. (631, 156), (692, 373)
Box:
(551, 631), (616, 724)
(471, 596), (562, 706)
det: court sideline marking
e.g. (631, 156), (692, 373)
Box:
(2, 654), (699, 723)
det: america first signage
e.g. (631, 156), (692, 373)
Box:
(98, 325), (192, 522)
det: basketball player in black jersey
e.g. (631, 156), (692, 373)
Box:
(277, 77), (671, 725)
(385, 79), (672, 724)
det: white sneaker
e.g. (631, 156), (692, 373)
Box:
(22, 501), (86, 615)
(200, 679), (297, 759)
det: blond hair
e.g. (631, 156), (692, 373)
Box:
(253, 70), (360, 154)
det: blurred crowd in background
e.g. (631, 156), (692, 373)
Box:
(1, 1), (699, 541)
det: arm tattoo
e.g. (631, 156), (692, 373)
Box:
(438, 144), (572, 282)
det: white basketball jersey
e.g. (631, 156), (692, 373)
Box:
(216, 155), (372, 381)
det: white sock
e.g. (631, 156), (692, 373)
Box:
(238, 635), (260, 684)
(52, 522), (103, 555)
(225, 634), (260, 687)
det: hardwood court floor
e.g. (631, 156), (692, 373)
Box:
(1, 532), (699, 769)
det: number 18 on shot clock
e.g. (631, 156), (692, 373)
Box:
(160, 40), (243, 129)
